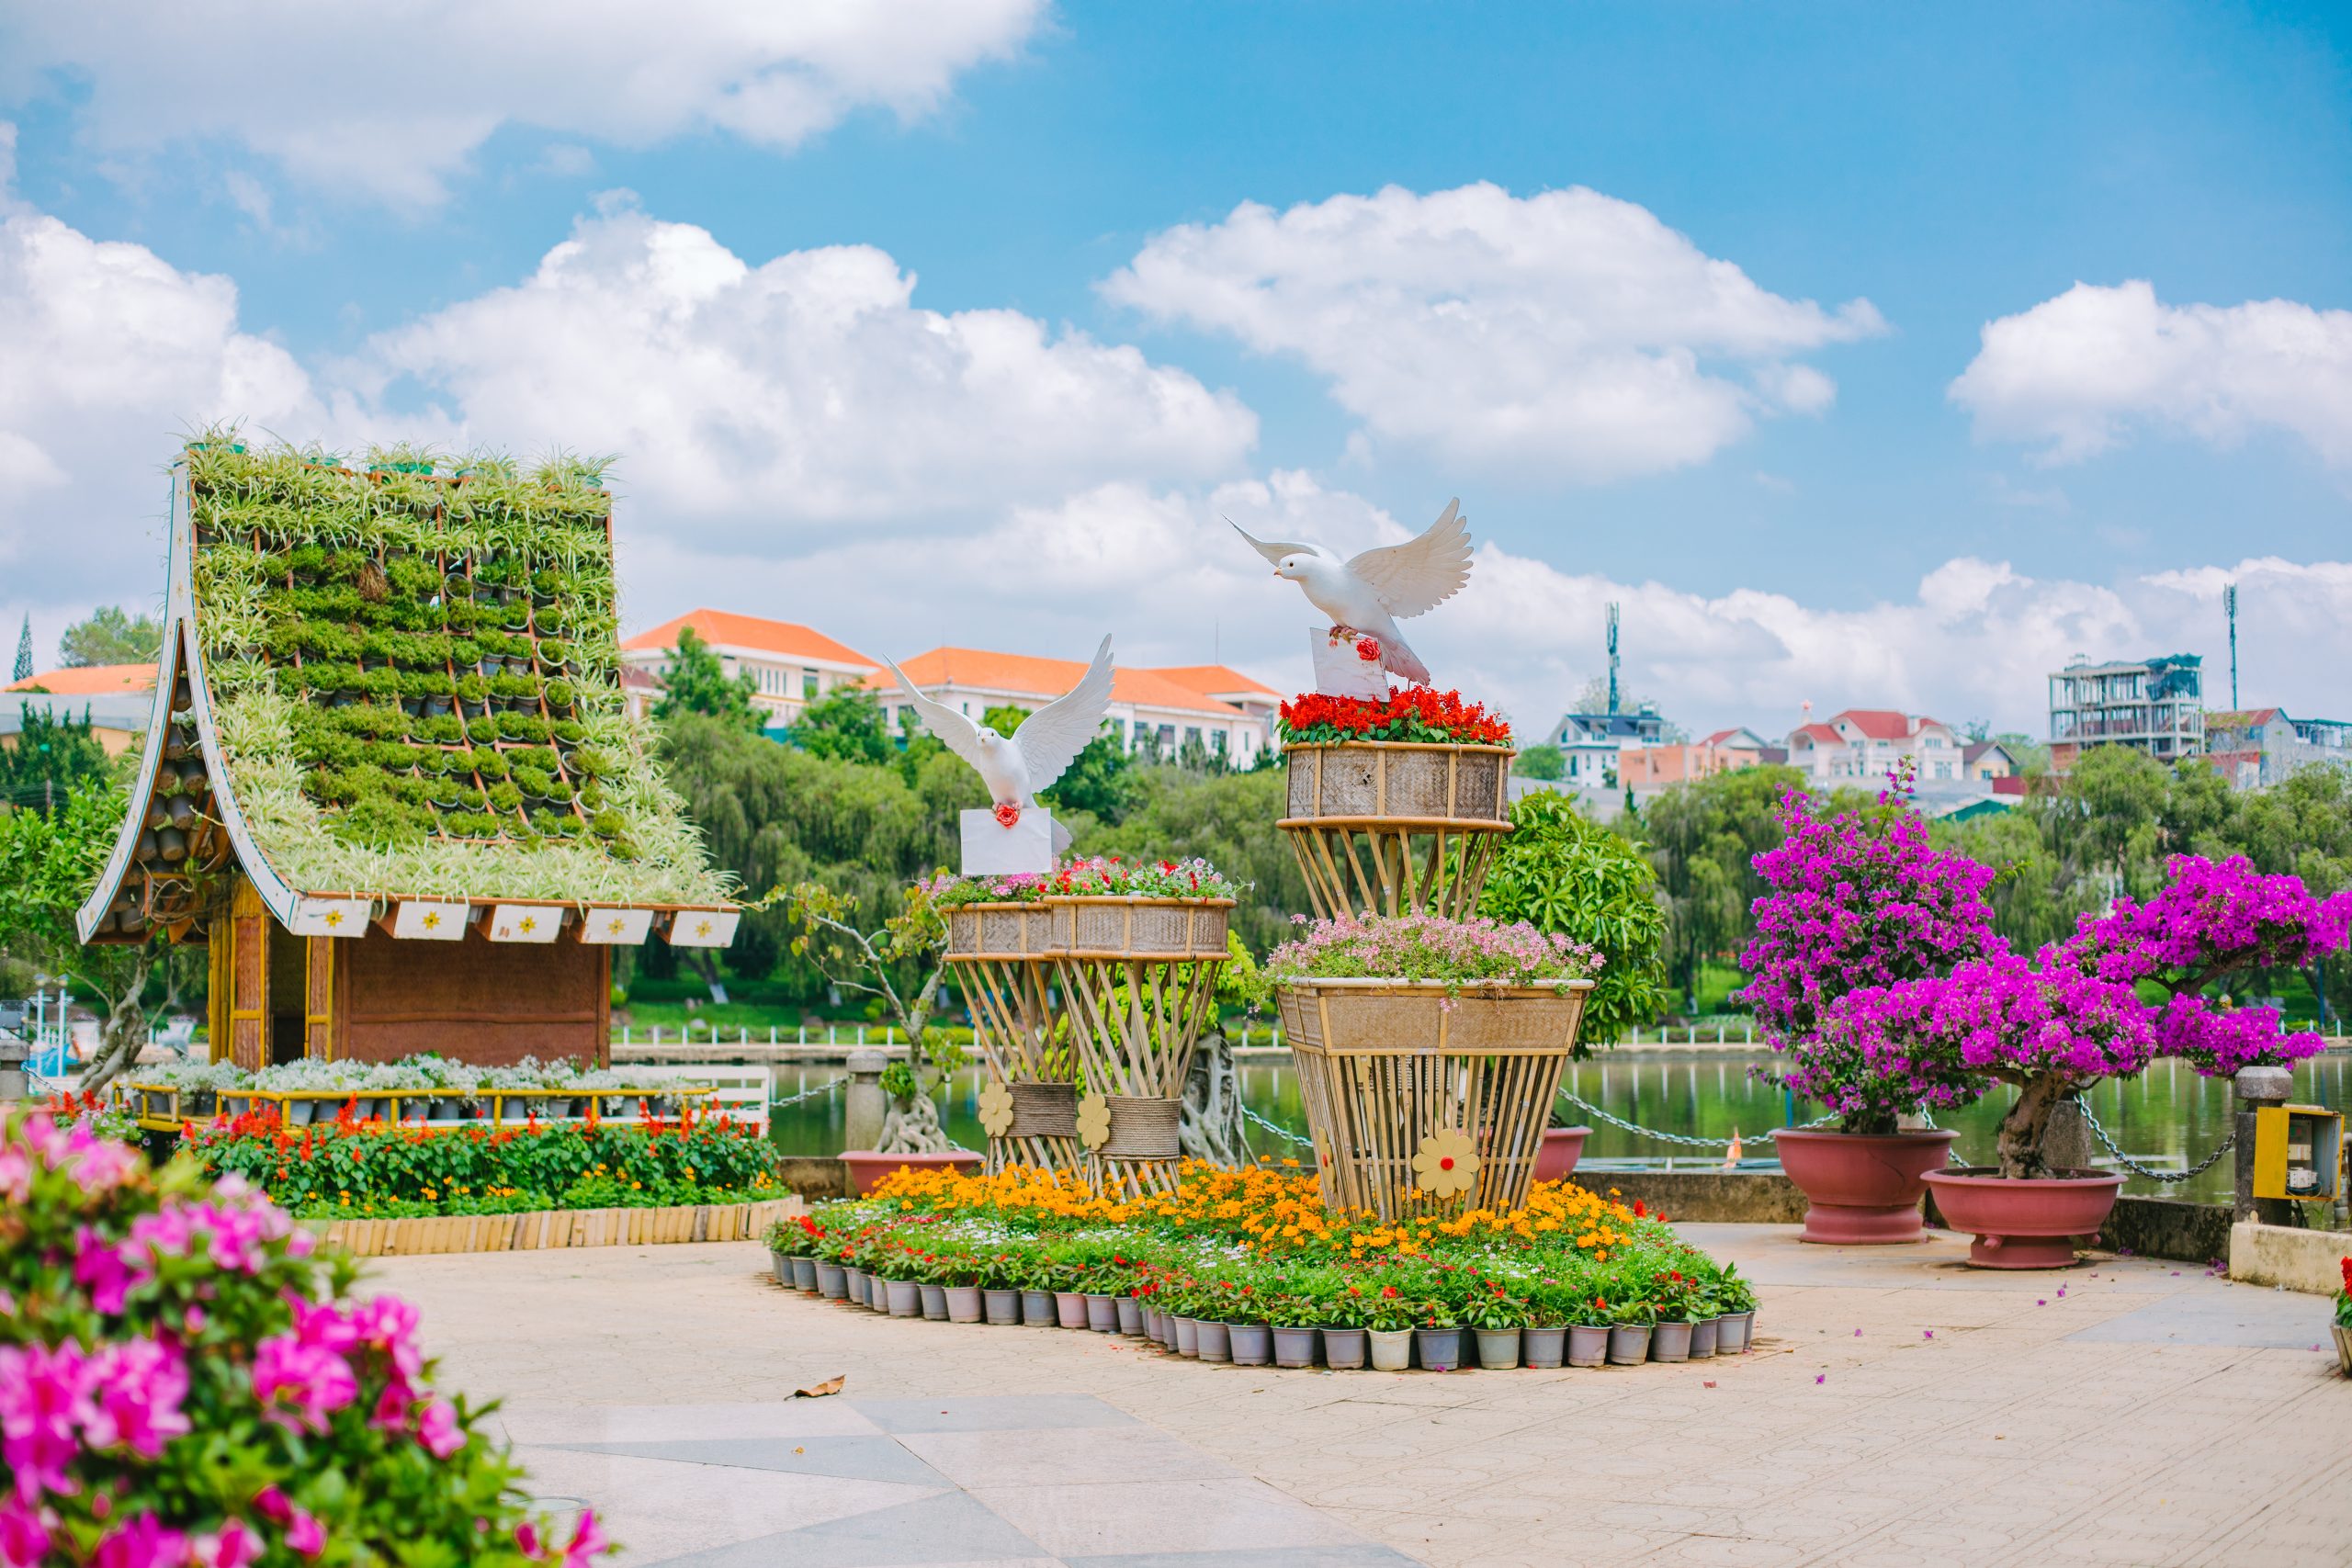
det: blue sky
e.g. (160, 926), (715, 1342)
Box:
(2, 2), (2347, 733)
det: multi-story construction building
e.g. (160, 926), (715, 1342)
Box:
(2047, 654), (2203, 765)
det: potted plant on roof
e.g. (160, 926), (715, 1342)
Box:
(1741, 769), (1995, 1244)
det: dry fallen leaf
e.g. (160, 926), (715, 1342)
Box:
(793, 1376), (846, 1399)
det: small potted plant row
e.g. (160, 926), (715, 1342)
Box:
(128, 1054), (703, 1127)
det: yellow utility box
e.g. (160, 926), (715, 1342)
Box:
(2252, 1104), (2344, 1201)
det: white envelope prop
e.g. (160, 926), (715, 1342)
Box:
(960, 807), (1057, 876)
(1309, 626), (1394, 702)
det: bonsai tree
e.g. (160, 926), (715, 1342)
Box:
(781, 879), (965, 1154)
(1479, 791), (1669, 1054)
(1740, 772), (2000, 1133)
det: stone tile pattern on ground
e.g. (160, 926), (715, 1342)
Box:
(380, 1224), (2352, 1568)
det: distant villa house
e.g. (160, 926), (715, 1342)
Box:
(1619, 726), (1770, 787)
(1785, 709), (1962, 783)
(1544, 707), (1669, 786)
(619, 610), (881, 730)
(867, 649), (1275, 767)
(4, 664), (159, 757)
(1960, 739), (2018, 782)
(2202, 706), (2352, 788)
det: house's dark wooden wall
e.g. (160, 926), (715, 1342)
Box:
(332, 927), (610, 1066)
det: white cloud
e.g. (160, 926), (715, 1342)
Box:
(0, 0), (1046, 206)
(1950, 280), (2352, 469)
(1102, 182), (1885, 480)
(358, 201), (1258, 538)
(0, 200), (322, 604)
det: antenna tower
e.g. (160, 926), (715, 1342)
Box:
(1606, 602), (1621, 715)
(2222, 582), (2238, 710)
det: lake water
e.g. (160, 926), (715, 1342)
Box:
(764, 1049), (2352, 1210)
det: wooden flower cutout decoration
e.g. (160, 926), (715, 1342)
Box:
(978, 1080), (1016, 1139)
(1411, 1128), (1480, 1199)
(1076, 1093), (1113, 1150)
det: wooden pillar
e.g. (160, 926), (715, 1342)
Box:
(207, 909), (234, 1064)
(228, 876), (269, 1073)
(305, 936), (336, 1062)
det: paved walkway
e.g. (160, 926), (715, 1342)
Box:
(372, 1225), (2352, 1568)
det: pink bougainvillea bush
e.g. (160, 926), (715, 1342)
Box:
(1738, 774), (2001, 1132)
(0, 1110), (605, 1567)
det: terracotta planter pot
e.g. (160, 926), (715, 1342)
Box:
(1534, 1126), (1590, 1183)
(1054, 1292), (1089, 1329)
(1415, 1326), (1463, 1372)
(1368, 1328), (1412, 1371)
(1021, 1290), (1056, 1325)
(839, 1150), (983, 1197)
(1272, 1325), (1318, 1368)
(1321, 1326), (1368, 1371)
(815, 1262), (847, 1300)
(919, 1283), (949, 1321)
(984, 1289), (1022, 1325)
(1774, 1128), (1958, 1244)
(1606, 1325), (1652, 1365)
(1568, 1325), (1609, 1367)
(1521, 1326), (1566, 1369)
(1649, 1321), (1692, 1362)
(1921, 1167), (2124, 1269)
(1085, 1293), (1119, 1333)
(1115, 1296), (1144, 1337)
(1475, 1328), (1522, 1370)
(1227, 1322), (1273, 1367)
(945, 1285), (984, 1324)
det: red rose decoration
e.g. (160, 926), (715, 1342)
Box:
(1354, 636), (1380, 662)
(991, 801), (1022, 829)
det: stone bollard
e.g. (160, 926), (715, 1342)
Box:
(842, 1047), (888, 1154)
(0, 1032), (28, 1102)
(2233, 1064), (2294, 1225)
(2043, 1099), (2095, 1174)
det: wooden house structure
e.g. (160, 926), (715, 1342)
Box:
(76, 441), (739, 1071)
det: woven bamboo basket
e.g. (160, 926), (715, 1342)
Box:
(1275, 977), (1592, 1221)
(1278, 742), (1514, 920)
(1049, 896), (1231, 1198)
(943, 903), (1083, 1179)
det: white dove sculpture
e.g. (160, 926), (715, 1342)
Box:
(882, 634), (1115, 858)
(1230, 499), (1473, 686)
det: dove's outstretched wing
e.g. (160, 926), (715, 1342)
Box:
(1347, 498), (1473, 619)
(1012, 634), (1115, 795)
(882, 657), (989, 774)
(1229, 520), (1320, 568)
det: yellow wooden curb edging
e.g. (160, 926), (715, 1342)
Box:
(299, 1197), (807, 1258)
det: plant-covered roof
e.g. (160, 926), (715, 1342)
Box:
(178, 435), (729, 907)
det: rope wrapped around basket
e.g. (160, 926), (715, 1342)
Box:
(1007, 1081), (1080, 1139)
(1096, 1095), (1182, 1160)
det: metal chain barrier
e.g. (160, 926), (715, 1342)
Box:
(1242, 1103), (1317, 1149)
(1556, 1088), (1837, 1148)
(768, 1077), (846, 1110)
(2079, 1100), (2234, 1184)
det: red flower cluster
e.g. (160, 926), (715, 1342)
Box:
(1278, 686), (1512, 747)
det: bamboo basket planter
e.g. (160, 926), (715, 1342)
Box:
(1276, 977), (1592, 1221)
(1051, 897), (1233, 1199)
(943, 904), (1084, 1179)
(1279, 742), (1514, 920)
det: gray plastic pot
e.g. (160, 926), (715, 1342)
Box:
(815, 1262), (847, 1300)
(1475, 1328), (1521, 1370)
(1650, 1321), (1693, 1362)
(944, 1285), (983, 1324)
(769, 1251), (790, 1285)
(919, 1284), (949, 1321)
(886, 1280), (922, 1318)
(866, 1274), (887, 1311)
(1227, 1322), (1272, 1366)
(1085, 1293), (1119, 1332)
(1022, 1290), (1057, 1326)
(1415, 1326), (1462, 1372)
(984, 1289), (1021, 1325)
(1716, 1312), (1756, 1353)
(1272, 1325), (1318, 1368)
(1368, 1329), (1411, 1371)
(841, 1266), (866, 1303)
(1606, 1324), (1652, 1365)
(1521, 1326), (1566, 1369)
(1174, 1316), (1200, 1358)
(1195, 1320), (1232, 1363)
(1115, 1296), (1144, 1336)
(1321, 1326), (1368, 1371)
(1689, 1317), (1719, 1359)
(1055, 1292), (1089, 1329)
(791, 1257), (819, 1292)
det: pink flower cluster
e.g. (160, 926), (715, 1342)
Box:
(1267, 911), (1599, 991)
(1840, 950), (2158, 1102)
(1, 1337), (192, 1564)
(77, 1192), (309, 1315)
(0, 1116), (141, 1207)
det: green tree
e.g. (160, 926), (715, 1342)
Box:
(0, 705), (113, 814)
(651, 626), (763, 730)
(2202, 763), (2352, 1021)
(0, 783), (200, 1089)
(1043, 730), (1135, 823)
(1512, 741), (1566, 781)
(1478, 790), (1670, 1050)
(58, 605), (163, 668)
(793, 684), (896, 765)
(1638, 764), (1808, 1013)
